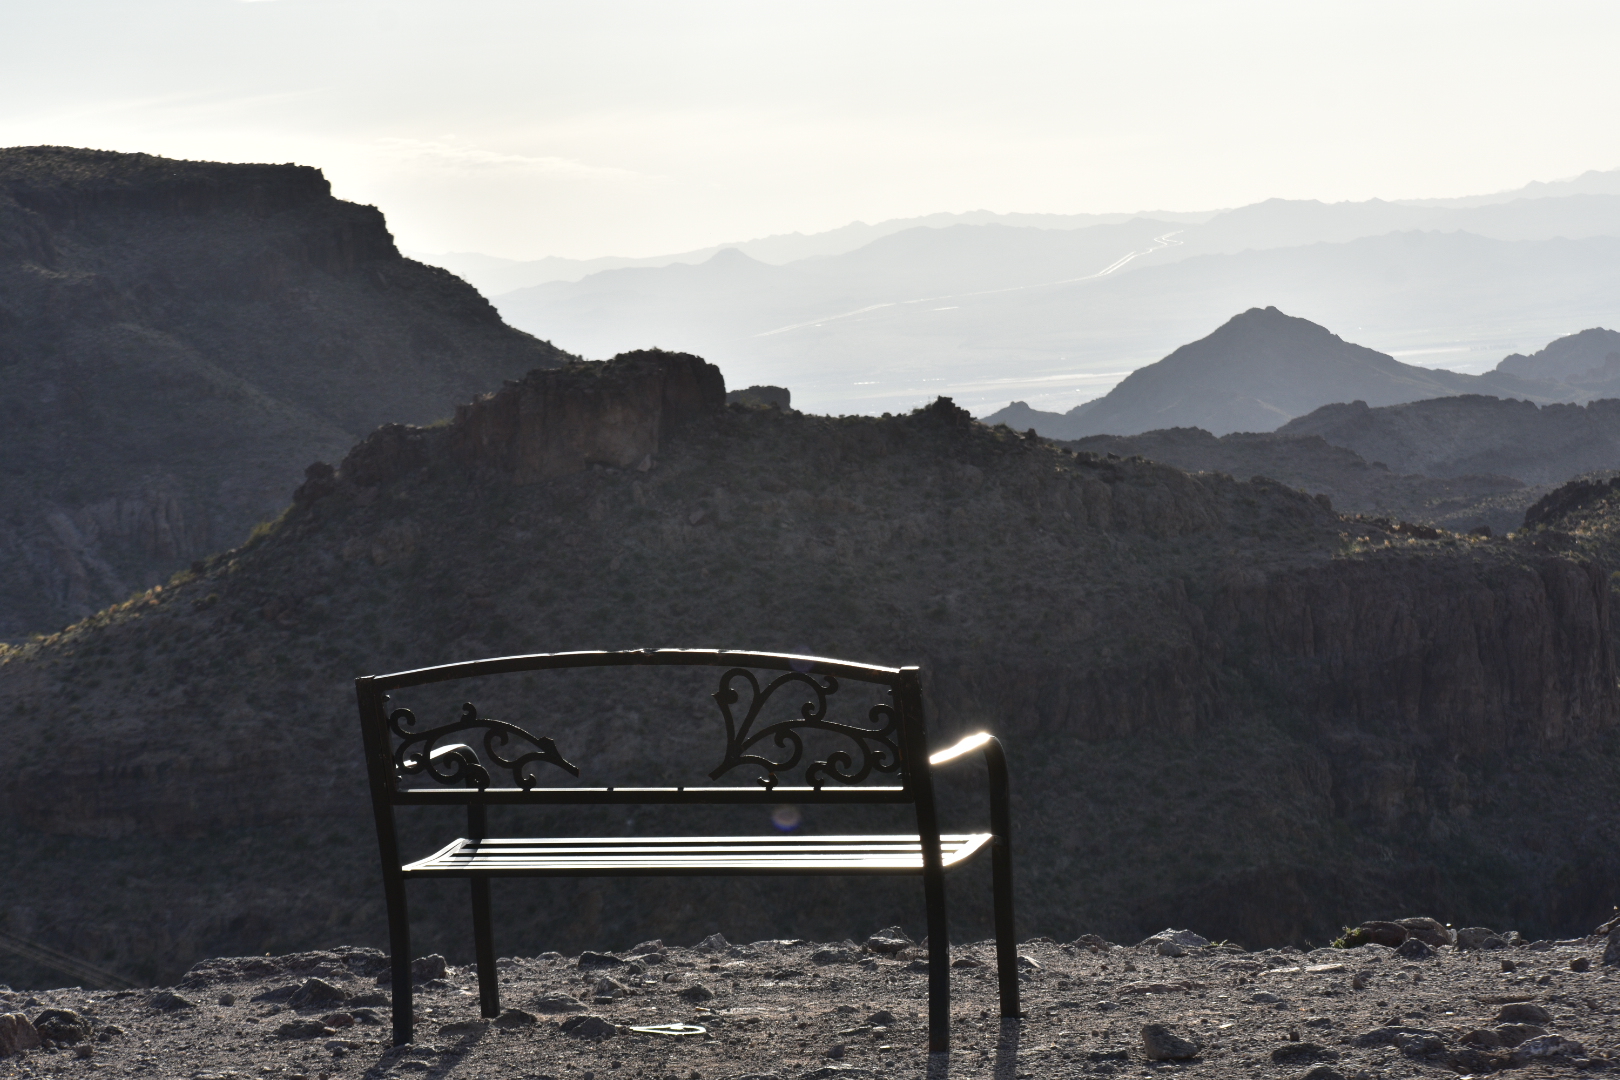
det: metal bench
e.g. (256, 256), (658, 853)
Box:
(355, 649), (1019, 1052)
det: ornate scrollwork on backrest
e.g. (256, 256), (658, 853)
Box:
(389, 701), (580, 790)
(707, 668), (903, 789)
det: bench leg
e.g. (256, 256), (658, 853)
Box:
(385, 872), (414, 1045)
(923, 862), (950, 1053)
(470, 876), (500, 1018)
(992, 831), (1021, 1019)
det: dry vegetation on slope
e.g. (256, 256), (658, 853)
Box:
(1, 353), (1617, 991)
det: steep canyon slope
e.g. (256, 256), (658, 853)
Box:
(1, 352), (1616, 989)
(0, 146), (573, 637)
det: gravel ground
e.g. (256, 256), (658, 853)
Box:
(0, 930), (1614, 1079)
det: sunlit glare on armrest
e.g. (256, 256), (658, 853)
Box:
(929, 731), (994, 765)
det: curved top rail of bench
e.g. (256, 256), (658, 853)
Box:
(364, 649), (907, 692)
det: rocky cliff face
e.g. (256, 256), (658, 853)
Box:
(0, 354), (1615, 986)
(0, 146), (574, 637)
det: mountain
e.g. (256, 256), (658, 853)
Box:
(1060, 427), (1530, 536)
(1496, 327), (1620, 382)
(0, 146), (573, 637)
(406, 207), (1218, 293)
(981, 308), (1540, 438)
(1278, 395), (1620, 486)
(1, 352), (1616, 988)
(492, 223), (1620, 419)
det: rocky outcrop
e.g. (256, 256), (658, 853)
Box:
(450, 350), (725, 482)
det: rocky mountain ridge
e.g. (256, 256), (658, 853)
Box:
(0, 146), (573, 636)
(1, 351), (1616, 989)
(981, 308), (1547, 439)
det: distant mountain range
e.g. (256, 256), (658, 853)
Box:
(415, 167), (1620, 294)
(983, 309), (1620, 439)
(470, 177), (1620, 417)
(982, 307), (1556, 437)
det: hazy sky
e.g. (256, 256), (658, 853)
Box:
(5, 1), (1619, 259)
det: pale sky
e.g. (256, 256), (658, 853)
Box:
(5, 1), (1619, 260)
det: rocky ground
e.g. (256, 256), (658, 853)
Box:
(2, 922), (1615, 1080)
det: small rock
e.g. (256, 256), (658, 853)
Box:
(217, 992), (236, 1006)
(591, 976), (629, 1001)
(1455, 927), (1508, 950)
(1297, 1068), (1344, 1080)
(1249, 992), (1283, 1004)
(276, 1018), (331, 1039)
(94, 1024), (124, 1042)
(1394, 938), (1434, 961)
(1493, 1023), (1547, 1047)
(1355, 921), (1409, 948)
(1140, 929), (1210, 949)
(1154, 941), (1188, 958)
(32, 1008), (91, 1044)
(534, 993), (588, 1014)
(826, 1043), (845, 1059)
(1141, 1024), (1201, 1061)
(1495, 1002), (1553, 1025)
(321, 1012), (354, 1028)
(1500, 959), (1517, 973)
(494, 1008), (536, 1028)
(348, 991), (388, 1007)
(1512, 1035), (1586, 1063)
(149, 990), (196, 1011)
(251, 985), (298, 1003)
(349, 1008), (382, 1025)
(288, 977), (349, 1008)
(411, 955), (448, 982)
(951, 957), (984, 968)
(1603, 924), (1620, 966)
(865, 1010), (895, 1026)
(1304, 1016), (1333, 1028)
(1395, 918), (1453, 948)
(864, 927), (913, 955)
(1570, 956), (1590, 972)
(0, 1013), (42, 1055)
(437, 1019), (488, 1039)
(579, 951), (625, 969)
(678, 984), (714, 1003)
(802, 1067), (873, 1079)
(559, 1014), (620, 1039)
(1272, 1042), (1336, 1063)
(812, 948), (855, 965)
(695, 933), (730, 952)
(1461, 1029), (1502, 1048)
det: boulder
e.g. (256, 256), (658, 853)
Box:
(1355, 921), (1408, 947)
(1141, 1024), (1200, 1060)
(1454, 927), (1508, 950)
(0, 1013), (41, 1055)
(1495, 1002), (1553, 1025)
(864, 927), (914, 955)
(1395, 918), (1453, 947)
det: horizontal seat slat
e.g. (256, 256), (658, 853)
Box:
(401, 833), (992, 877)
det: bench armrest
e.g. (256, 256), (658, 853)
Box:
(929, 731), (995, 767)
(927, 729), (1020, 1019)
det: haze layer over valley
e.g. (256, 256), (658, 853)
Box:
(450, 171), (1620, 418)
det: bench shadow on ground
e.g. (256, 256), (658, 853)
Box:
(364, 1025), (486, 1079)
(928, 1016), (1021, 1079)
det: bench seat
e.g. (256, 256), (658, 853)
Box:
(403, 833), (993, 876)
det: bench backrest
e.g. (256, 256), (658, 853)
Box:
(355, 650), (941, 821)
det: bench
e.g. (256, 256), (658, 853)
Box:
(355, 649), (1019, 1052)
